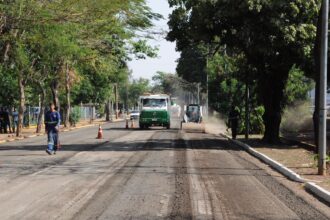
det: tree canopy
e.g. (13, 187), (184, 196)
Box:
(0, 0), (160, 135)
(167, 0), (319, 142)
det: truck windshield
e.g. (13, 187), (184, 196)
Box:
(187, 106), (199, 113)
(142, 99), (166, 108)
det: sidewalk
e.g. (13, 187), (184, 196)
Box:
(237, 135), (329, 189)
(0, 118), (123, 144)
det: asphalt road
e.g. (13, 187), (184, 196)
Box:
(0, 120), (329, 220)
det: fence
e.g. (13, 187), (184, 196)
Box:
(21, 105), (97, 127)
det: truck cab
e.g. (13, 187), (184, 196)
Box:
(139, 94), (171, 129)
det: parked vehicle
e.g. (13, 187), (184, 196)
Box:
(130, 110), (140, 120)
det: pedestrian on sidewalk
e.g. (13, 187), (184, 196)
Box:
(45, 103), (61, 155)
(228, 105), (240, 140)
(12, 108), (18, 133)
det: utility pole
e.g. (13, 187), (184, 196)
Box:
(206, 47), (209, 118)
(245, 78), (250, 140)
(318, 0), (328, 176)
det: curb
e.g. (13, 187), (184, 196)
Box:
(305, 182), (330, 204)
(220, 133), (330, 204)
(221, 134), (305, 183)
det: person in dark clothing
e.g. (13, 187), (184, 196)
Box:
(12, 108), (18, 133)
(2, 108), (10, 134)
(0, 107), (3, 133)
(228, 106), (240, 139)
(45, 103), (61, 155)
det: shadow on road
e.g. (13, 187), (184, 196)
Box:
(0, 128), (242, 153)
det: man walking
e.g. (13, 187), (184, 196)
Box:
(12, 108), (18, 133)
(45, 103), (61, 155)
(228, 105), (240, 140)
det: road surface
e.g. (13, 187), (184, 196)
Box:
(0, 120), (329, 220)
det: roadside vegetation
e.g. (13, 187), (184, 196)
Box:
(0, 0), (160, 136)
(167, 0), (321, 144)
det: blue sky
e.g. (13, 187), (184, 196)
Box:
(127, 0), (180, 80)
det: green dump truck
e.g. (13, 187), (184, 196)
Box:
(139, 94), (171, 129)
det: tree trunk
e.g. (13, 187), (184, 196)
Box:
(16, 74), (25, 137)
(64, 63), (71, 128)
(260, 74), (286, 144)
(110, 100), (114, 122)
(115, 83), (119, 119)
(262, 107), (282, 143)
(105, 99), (110, 121)
(36, 84), (46, 133)
(51, 79), (60, 112)
(3, 42), (10, 62)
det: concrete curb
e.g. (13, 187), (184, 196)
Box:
(222, 134), (305, 183)
(305, 182), (330, 204)
(220, 133), (330, 204)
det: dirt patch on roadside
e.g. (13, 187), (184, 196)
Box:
(241, 138), (330, 192)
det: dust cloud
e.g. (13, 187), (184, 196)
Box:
(204, 114), (228, 136)
(280, 101), (313, 133)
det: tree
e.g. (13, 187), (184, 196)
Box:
(120, 77), (150, 110)
(168, 0), (319, 143)
(1, 0), (161, 135)
(176, 45), (207, 88)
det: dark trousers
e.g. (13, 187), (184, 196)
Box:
(2, 121), (8, 133)
(230, 120), (238, 139)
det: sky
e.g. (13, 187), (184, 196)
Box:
(127, 0), (180, 80)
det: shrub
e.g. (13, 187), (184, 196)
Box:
(69, 106), (81, 127)
(239, 105), (265, 134)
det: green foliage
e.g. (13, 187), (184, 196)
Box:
(284, 67), (314, 105)
(127, 78), (150, 107)
(167, 0), (319, 142)
(0, 67), (19, 106)
(69, 106), (81, 127)
(313, 154), (330, 167)
(0, 0), (160, 123)
(239, 106), (265, 134)
(152, 71), (177, 95)
(176, 45), (207, 88)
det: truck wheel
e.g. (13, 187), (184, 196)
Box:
(166, 124), (170, 129)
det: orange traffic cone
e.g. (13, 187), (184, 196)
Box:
(130, 119), (135, 128)
(97, 124), (103, 139)
(126, 119), (129, 129)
